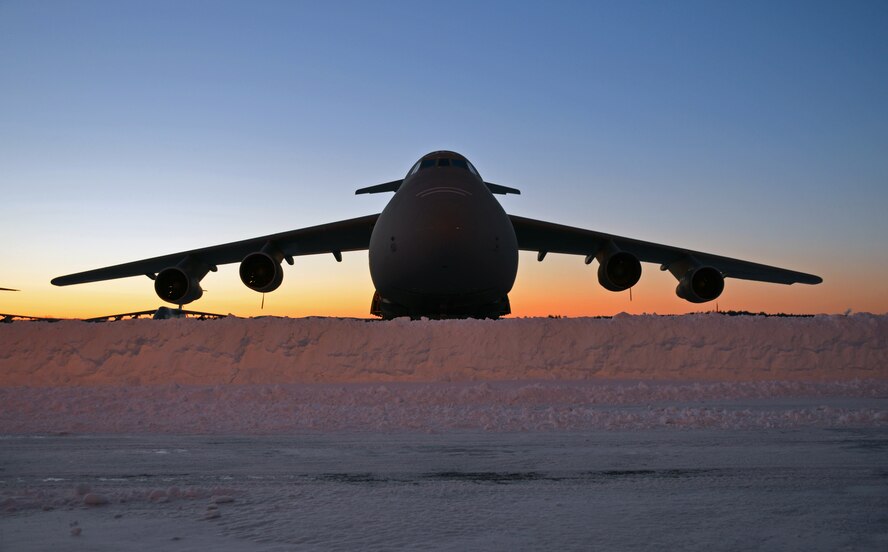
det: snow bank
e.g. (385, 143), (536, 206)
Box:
(1, 314), (886, 386)
(1, 314), (885, 433)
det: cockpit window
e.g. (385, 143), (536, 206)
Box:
(412, 157), (480, 178)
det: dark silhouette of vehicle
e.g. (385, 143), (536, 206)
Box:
(52, 151), (821, 319)
(83, 306), (226, 322)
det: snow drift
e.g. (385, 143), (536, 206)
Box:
(1, 314), (885, 433)
(1, 314), (885, 386)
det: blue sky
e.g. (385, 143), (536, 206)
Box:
(1, 1), (886, 316)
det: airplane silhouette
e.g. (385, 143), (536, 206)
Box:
(52, 151), (821, 319)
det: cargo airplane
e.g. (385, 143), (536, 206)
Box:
(52, 151), (822, 319)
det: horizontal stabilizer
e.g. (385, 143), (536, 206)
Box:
(485, 182), (521, 195)
(355, 179), (403, 195)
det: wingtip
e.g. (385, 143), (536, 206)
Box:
(800, 274), (823, 285)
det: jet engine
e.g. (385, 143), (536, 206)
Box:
(668, 258), (724, 303)
(239, 243), (285, 293)
(590, 243), (642, 292)
(154, 256), (211, 305)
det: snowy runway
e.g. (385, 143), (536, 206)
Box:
(2, 430), (887, 551)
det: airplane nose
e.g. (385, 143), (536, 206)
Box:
(371, 201), (518, 295)
(368, 179), (519, 310)
(392, 202), (516, 295)
(410, 219), (481, 292)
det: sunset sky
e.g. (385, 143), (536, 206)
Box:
(1, 1), (886, 319)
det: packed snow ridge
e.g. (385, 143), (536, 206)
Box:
(1, 314), (885, 386)
(1, 314), (885, 433)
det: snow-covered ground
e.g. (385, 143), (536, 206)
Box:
(2, 314), (885, 387)
(1, 314), (885, 433)
(1, 314), (886, 549)
(2, 430), (887, 551)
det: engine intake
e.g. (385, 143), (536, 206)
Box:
(240, 242), (286, 293)
(240, 251), (284, 293)
(592, 243), (642, 292)
(154, 256), (211, 305)
(674, 265), (724, 303)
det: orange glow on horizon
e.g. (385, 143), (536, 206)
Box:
(4, 252), (883, 320)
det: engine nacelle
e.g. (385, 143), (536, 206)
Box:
(675, 265), (724, 303)
(593, 245), (642, 292)
(153, 256), (212, 305)
(154, 267), (204, 305)
(239, 251), (284, 293)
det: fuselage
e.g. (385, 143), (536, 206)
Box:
(368, 151), (518, 318)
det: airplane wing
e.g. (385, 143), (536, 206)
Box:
(52, 214), (380, 286)
(0, 287), (19, 291)
(509, 215), (822, 285)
